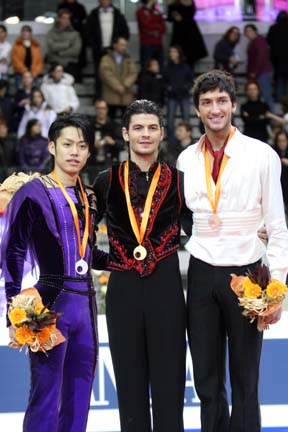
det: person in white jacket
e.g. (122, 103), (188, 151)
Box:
(41, 64), (79, 114)
(17, 88), (57, 139)
(0, 25), (11, 80)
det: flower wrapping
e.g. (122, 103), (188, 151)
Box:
(8, 287), (65, 354)
(230, 264), (287, 331)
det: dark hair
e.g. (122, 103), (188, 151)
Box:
(49, 63), (64, 74)
(244, 24), (258, 33)
(24, 118), (41, 138)
(224, 26), (241, 44)
(244, 79), (261, 94)
(58, 8), (72, 18)
(176, 121), (192, 133)
(274, 129), (288, 148)
(122, 99), (164, 130)
(0, 25), (7, 33)
(0, 79), (8, 91)
(48, 113), (95, 153)
(276, 10), (288, 24)
(112, 35), (128, 45)
(30, 88), (45, 105)
(169, 44), (185, 63)
(21, 25), (32, 33)
(192, 70), (236, 109)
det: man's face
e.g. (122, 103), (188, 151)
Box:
(58, 13), (71, 29)
(95, 101), (108, 119)
(22, 71), (33, 87)
(175, 125), (191, 142)
(49, 126), (90, 176)
(113, 38), (127, 55)
(21, 29), (32, 40)
(0, 28), (7, 43)
(244, 27), (256, 40)
(246, 83), (260, 101)
(195, 88), (236, 134)
(122, 113), (163, 160)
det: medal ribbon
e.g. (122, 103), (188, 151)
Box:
(51, 171), (89, 259)
(124, 160), (161, 246)
(204, 128), (235, 214)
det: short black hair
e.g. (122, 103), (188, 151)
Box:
(0, 25), (7, 33)
(48, 114), (94, 153)
(192, 70), (236, 109)
(244, 23), (258, 33)
(122, 99), (164, 130)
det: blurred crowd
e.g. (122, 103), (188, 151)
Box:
(1, 0), (288, 209)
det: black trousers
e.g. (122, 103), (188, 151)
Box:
(106, 253), (186, 432)
(187, 256), (263, 432)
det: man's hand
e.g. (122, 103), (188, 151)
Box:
(257, 226), (268, 243)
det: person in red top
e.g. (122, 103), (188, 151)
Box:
(136, 0), (166, 70)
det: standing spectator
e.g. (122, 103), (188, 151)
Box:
(136, 0), (166, 70)
(240, 80), (271, 143)
(57, 0), (87, 74)
(267, 11), (288, 102)
(273, 130), (288, 210)
(99, 37), (137, 120)
(13, 71), (35, 130)
(137, 58), (164, 106)
(11, 25), (44, 90)
(175, 121), (193, 150)
(46, 9), (82, 82)
(167, 0), (207, 70)
(0, 119), (18, 177)
(41, 64), (79, 114)
(0, 25), (11, 80)
(0, 79), (13, 127)
(163, 45), (193, 144)
(244, 24), (274, 110)
(86, 0), (130, 98)
(18, 119), (49, 173)
(213, 26), (241, 73)
(17, 89), (57, 139)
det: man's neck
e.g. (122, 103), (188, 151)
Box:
(130, 154), (158, 172)
(205, 126), (232, 151)
(52, 168), (79, 187)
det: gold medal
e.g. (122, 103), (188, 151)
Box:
(133, 245), (147, 261)
(208, 214), (222, 229)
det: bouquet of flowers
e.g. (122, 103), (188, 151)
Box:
(230, 264), (287, 331)
(8, 287), (65, 354)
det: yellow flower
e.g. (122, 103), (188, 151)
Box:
(243, 277), (262, 298)
(15, 327), (35, 345)
(9, 308), (27, 325)
(37, 328), (51, 344)
(266, 280), (288, 298)
(34, 303), (49, 314)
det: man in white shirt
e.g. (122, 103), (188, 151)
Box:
(177, 70), (288, 432)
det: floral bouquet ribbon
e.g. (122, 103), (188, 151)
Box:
(230, 264), (287, 331)
(8, 287), (65, 354)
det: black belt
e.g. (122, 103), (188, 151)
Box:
(38, 274), (96, 297)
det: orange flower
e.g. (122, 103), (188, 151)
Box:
(243, 278), (262, 298)
(15, 327), (35, 345)
(266, 280), (288, 299)
(99, 274), (109, 285)
(9, 308), (27, 325)
(98, 224), (107, 234)
(37, 328), (52, 344)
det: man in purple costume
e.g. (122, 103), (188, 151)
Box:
(1, 114), (107, 432)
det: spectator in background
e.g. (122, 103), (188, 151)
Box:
(57, 0), (87, 74)
(86, 99), (123, 180)
(0, 119), (18, 177)
(17, 89), (57, 139)
(214, 26), (241, 73)
(86, 0), (130, 98)
(0, 79), (13, 127)
(240, 80), (271, 143)
(137, 58), (164, 106)
(244, 24), (274, 110)
(136, 0), (166, 70)
(273, 130), (288, 210)
(167, 0), (207, 70)
(0, 25), (11, 80)
(267, 11), (288, 102)
(18, 119), (49, 173)
(11, 25), (44, 90)
(13, 71), (35, 130)
(166, 120), (193, 165)
(41, 64), (79, 114)
(99, 36), (137, 120)
(46, 9), (82, 82)
(163, 45), (193, 144)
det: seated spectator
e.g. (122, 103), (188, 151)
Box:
(13, 70), (36, 130)
(136, 0), (166, 70)
(0, 79), (13, 127)
(213, 26), (241, 73)
(99, 36), (137, 120)
(163, 45), (193, 144)
(137, 58), (164, 106)
(240, 80), (271, 143)
(273, 130), (288, 210)
(18, 119), (49, 173)
(46, 9), (82, 82)
(11, 25), (44, 90)
(41, 64), (79, 114)
(0, 119), (18, 173)
(0, 25), (11, 80)
(17, 89), (57, 139)
(165, 121), (193, 165)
